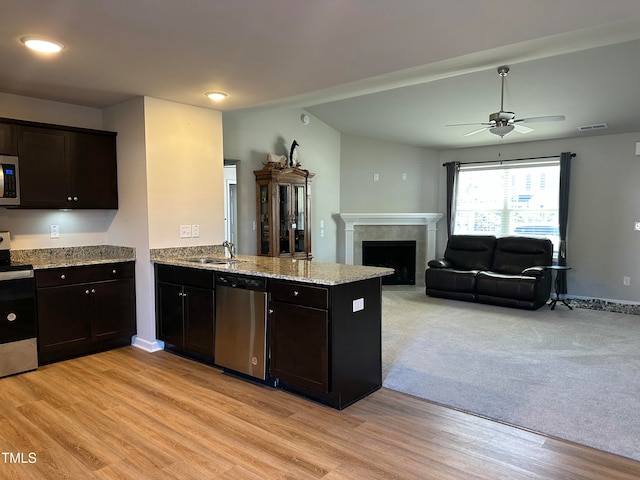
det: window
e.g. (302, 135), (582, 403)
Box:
(453, 158), (560, 253)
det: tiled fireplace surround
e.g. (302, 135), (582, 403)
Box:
(339, 213), (444, 287)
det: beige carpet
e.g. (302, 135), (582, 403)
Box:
(381, 286), (640, 461)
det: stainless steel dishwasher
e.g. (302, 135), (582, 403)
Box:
(214, 272), (268, 381)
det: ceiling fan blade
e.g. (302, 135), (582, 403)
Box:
(445, 122), (493, 127)
(513, 124), (534, 134)
(464, 127), (489, 137)
(514, 115), (566, 124)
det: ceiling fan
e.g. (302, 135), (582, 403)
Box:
(446, 66), (565, 138)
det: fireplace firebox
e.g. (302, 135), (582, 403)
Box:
(362, 240), (416, 285)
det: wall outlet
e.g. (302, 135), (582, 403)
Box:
(635, 222), (640, 231)
(402, 172), (407, 181)
(191, 224), (200, 238)
(623, 277), (631, 286)
(50, 225), (60, 239)
(373, 173), (380, 181)
(352, 298), (364, 312)
(179, 225), (192, 238)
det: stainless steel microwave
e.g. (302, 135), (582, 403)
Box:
(0, 156), (20, 206)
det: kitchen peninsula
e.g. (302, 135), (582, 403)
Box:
(152, 250), (393, 409)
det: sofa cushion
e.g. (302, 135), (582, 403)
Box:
(443, 235), (496, 271)
(491, 236), (553, 275)
(426, 268), (478, 294)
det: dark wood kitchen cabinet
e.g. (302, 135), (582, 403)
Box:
(36, 262), (136, 364)
(270, 281), (329, 393)
(16, 124), (118, 209)
(155, 265), (215, 362)
(269, 277), (382, 409)
(0, 122), (17, 155)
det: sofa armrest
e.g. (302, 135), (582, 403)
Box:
(428, 259), (453, 268)
(522, 266), (547, 277)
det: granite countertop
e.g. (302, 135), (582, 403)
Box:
(11, 246), (136, 270)
(151, 248), (393, 286)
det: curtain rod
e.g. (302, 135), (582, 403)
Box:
(442, 152), (575, 167)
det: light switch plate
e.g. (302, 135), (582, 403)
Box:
(180, 225), (192, 238)
(191, 224), (200, 237)
(50, 225), (60, 239)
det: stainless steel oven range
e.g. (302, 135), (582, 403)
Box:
(0, 231), (37, 378)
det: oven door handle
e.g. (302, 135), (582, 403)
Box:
(0, 270), (34, 281)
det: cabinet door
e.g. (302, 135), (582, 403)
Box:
(292, 184), (307, 254)
(156, 282), (184, 346)
(91, 278), (135, 341)
(257, 183), (271, 255)
(277, 183), (293, 255)
(183, 286), (215, 356)
(17, 126), (69, 208)
(37, 284), (91, 360)
(0, 122), (17, 155)
(67, 131), (118, 208)
(270, 301), (329, 393)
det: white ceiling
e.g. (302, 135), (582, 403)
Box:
(3, 1), (640, 149)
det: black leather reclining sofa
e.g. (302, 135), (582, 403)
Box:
(425, 235), (553, 310)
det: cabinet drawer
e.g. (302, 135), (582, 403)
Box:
(155, 265), (214, 290)
(36, 262), (134, 287)
(89, 262), (134, 281)
(36, 266), (91, 287)
(270, 280), (328, 309)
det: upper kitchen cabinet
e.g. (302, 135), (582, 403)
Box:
(16, 122), (118, 209)
(254, 165), (314, 260)
(0, 122), (17, 155)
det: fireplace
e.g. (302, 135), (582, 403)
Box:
(362, 240), (416, 285)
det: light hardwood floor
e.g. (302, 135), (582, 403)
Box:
(1, 347), (639, 479)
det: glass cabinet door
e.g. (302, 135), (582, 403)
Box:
(278, 184), (291, 254)
(259, 184), (270, 255)
(293, 185), (306, 253)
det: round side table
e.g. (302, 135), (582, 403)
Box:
(546, 265), (572, 310)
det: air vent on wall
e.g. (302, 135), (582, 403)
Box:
(578, 123), (608, 131)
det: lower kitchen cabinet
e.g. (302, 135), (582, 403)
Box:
(36, 262), (136, 364)
(269, 277), (382, 409)
(155, 265), (215, 362)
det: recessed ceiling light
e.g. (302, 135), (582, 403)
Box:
(205, 91), (228, 101)
(21, 36), (64, 53)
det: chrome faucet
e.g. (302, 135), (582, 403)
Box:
(222, 240), (235, 259)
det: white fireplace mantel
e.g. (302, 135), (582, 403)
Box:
(338, 213), (444, 265)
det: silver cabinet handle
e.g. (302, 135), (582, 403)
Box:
(268, 309), (274, 314)
(61, 274), (66, 279)
(112, 269), (117, 274)
(67, 196), (72, 201)
(85, 289), (90, 294)
(91, 289), (96, 294)
(293, 290), (299, 296)
(73, 197), (78, 201)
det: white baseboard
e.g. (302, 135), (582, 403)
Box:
(131, 336), (165, 353)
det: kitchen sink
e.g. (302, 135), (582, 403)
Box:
(184, 257), (243, 265)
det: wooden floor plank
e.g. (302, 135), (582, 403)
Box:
(1, 346), (640, 480)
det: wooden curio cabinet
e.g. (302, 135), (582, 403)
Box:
(254, 165), (314, 259)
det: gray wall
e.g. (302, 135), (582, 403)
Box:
(340, 134), (440, 213)
(222, 108), (341, 263)
(440, 132), (640, 303)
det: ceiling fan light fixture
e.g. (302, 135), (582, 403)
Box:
(489, 124), (514, 137)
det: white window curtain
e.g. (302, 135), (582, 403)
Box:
(453, 157), (561, 253)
